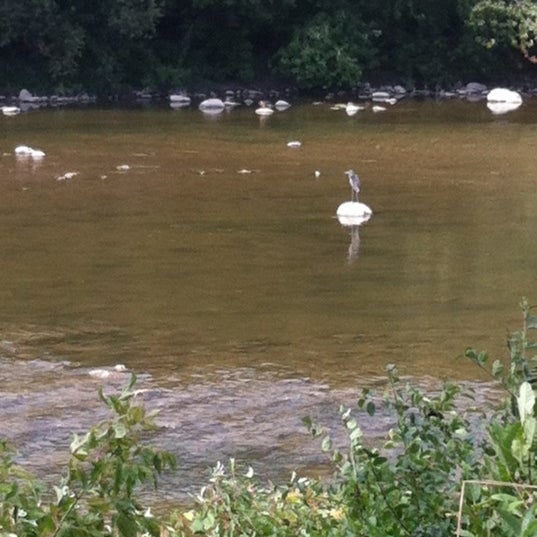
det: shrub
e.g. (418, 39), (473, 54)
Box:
(0, 374), (176, 537)
(276, 11), (375, 90)
(4, 300), (537, 536)
(173, 298), (537, 536)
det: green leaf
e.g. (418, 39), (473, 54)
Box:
(525, 314), (537, 329)
(511, 425), (530, 466)
(366, 401), (376, 416)
(203, 512), (216, 530)
(492, 359), (504, 377)
(346, 418), (358, 430)
(190, 518), (205, 533)
(117, 511), (137, 537)
(521, 508), (537, 535)
(524, 415), (536, 444)
(495, 507), (522, 534)
(349, 427), (362, 442)
(465, 348), (488, 367)
(37, 514), (57, 534)
(518, 382), (535, 425)
(466, 482), (482, 503)
(321, 436), (332, 452)
(114, 422), (127, 439)
(490, 493), (521, 505)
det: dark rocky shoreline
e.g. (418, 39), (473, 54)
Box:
(2, 80), (536, 112)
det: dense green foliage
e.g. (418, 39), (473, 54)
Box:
(1, 0), (537, 94)
(468, 0), (537, 64)
(3, 299), (537, 535)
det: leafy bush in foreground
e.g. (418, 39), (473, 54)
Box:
(172, 298), (537, 536)
(0, 375), (175, 537)
(3, 300), (537, 536)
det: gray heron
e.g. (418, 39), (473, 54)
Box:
(345, 169), (361, 201)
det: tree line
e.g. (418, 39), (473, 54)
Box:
(1, 0), (536, 96)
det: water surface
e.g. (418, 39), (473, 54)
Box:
(0, 99), (535, 497)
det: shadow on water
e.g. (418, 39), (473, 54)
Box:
(1, 99), (536, 500)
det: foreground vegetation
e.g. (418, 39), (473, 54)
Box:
(2, 1), (537, 94)
(3, 299), (537, 536)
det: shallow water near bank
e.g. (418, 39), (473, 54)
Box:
(0, 99), (536, 499)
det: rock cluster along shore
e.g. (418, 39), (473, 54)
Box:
(327, 81), (537, 102)
(166, 81), (537, 107)
(0, 88), (96, 109)
(0, 81), (535, 114)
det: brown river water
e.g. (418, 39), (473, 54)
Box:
(0, 99), (536, 500)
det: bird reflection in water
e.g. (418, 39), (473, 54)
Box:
(337, 213), (371, 262)
(336, 169), (373, 262)
(347, 225), (362, 262)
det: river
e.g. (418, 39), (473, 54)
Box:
(0, 98), (535, 500)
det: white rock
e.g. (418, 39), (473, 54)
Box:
(466, 82), (488, 94)
(2, 106), (21, 116)
(224, 98), (240, 108)
(371, 91), (391, 101)
(274, 99), (291, 110)
(487, 87), (522, 104)
(30, 149), (45, 158)
(15, 145), (33, 155)
(19, 89), (39, 103)
(336, 201), (373, 226)
(255, 105), (274, 116)
(14, 145), (44, 159)
(88, 364), (128, 379)
(345, 102), (364, 116)
(198, 98), (225, 111)
(170, 93), (191, 104)
(56, 172), (78, 181)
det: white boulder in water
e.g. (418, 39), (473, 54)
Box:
(56, 172), (78, 181)
(15, 145), (33, 155)
(2, 106), (21, 116)
(336, 201), (373, 227)
(486, 88), (522, 114)
(19, 89), (40, 103)
(486, 88), (522, 104)
(345, 102), (364, 116)
(88, 364), (128, 379)
(170, 93), (191, 105)
(14, 145), (45, 159)
(255, 101), (274, 116)
(274, 99), (291, 111)
(198, 98), (225, 112)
